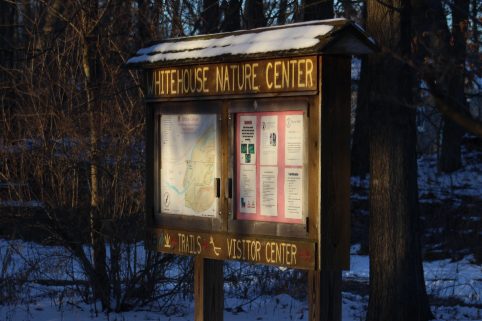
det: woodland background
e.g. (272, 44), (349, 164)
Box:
(0, 0), (480, 320)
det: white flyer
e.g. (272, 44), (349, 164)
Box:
(285, 114), (303, 166)
(260, 166), (278, 216)
(260, 115), (278, 166)
(239, 115), (257, 165)
(239, 165), (256, 214)
(284, 168), (303, 219)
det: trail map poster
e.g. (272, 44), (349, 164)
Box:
(236, 111), (304, 223)
(160, 114), (218, 217)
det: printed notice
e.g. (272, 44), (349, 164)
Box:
(260, 116), (278, 166)
(160, 114), (217, 217)
(285, 114), (303, 166)
(284, 168), (303, 219)
(260, 167), (278, 216)
(239, 165), (256, 214)
(239, 115), (257, 165)
(236, 111), (305, 223)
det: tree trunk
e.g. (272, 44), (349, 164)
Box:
(438, 0), (469, 172)
(221, 0), (241, 32)
(0, 0), (15, 72)
(245, 0), (265, 29)
(351, 57), (370, 178)
(201, 0), (219, 33)
(303, 0), (333, 21)
(411, 0), (468, 172)
(137, 0), (150, 45)
(277, 0), (288, 25)
(350, 6), (369, 179)
(365, 0), (432, 320)
(340, 0), (357, 21)
(81, 0), (110, 310)
(0, 0), (16, 142)
(170, 0), (183, 37)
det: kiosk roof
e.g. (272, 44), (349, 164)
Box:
(127, 19), (376, 68)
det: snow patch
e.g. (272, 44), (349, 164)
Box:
(127, 24), (334, 64)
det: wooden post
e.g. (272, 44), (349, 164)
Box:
(308, 270), (342, 321)
(308, 56), (350, 321)
(194, 257), (224, 321)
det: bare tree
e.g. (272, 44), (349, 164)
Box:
(0, 0), (177, 313)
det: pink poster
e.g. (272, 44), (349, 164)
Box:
(236, 111), (304, 224)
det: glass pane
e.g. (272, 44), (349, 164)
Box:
(235, 111), (305, 224)
(159, 114), (218, 217)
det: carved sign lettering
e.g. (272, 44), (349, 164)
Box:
(145, 56), (318, 98)
(148, 228), (315, 270)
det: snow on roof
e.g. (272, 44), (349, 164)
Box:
(127, 19), (376, 67)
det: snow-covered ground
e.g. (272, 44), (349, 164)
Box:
(418, 148), (482, 205)
(1, 240), (481, 321)
(351, 147), (482, 205)
(1, 131), (480, 321)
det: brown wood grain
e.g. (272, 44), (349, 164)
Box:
(319, 56), (351, 270)
(194, 257), (224, 321)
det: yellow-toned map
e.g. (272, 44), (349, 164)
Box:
(160, 114), (217, 217)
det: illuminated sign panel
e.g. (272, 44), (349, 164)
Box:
(145, 56), (318, 98)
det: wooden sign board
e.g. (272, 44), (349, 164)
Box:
(145, 56), (318, 98)
(148, 228), (316, 270)
(143, 55), (352, 272)
(129, 18), (376, 320)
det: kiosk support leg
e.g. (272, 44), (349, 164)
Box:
(308, 270), (342, 321)
(194, 256), (224, 321)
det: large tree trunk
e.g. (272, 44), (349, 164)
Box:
(365, 0), (432, 320)
(438, 0), (469, 172)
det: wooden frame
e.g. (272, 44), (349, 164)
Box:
(227, 97), (313, 239)
(152, 102), (227, 233)
(144, 54), (352, 272)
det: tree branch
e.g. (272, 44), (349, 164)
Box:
(425, 79), (482, 137)
(378, 45), (482, 137)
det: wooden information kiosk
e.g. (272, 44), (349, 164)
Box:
(127, 19), (376, 321)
